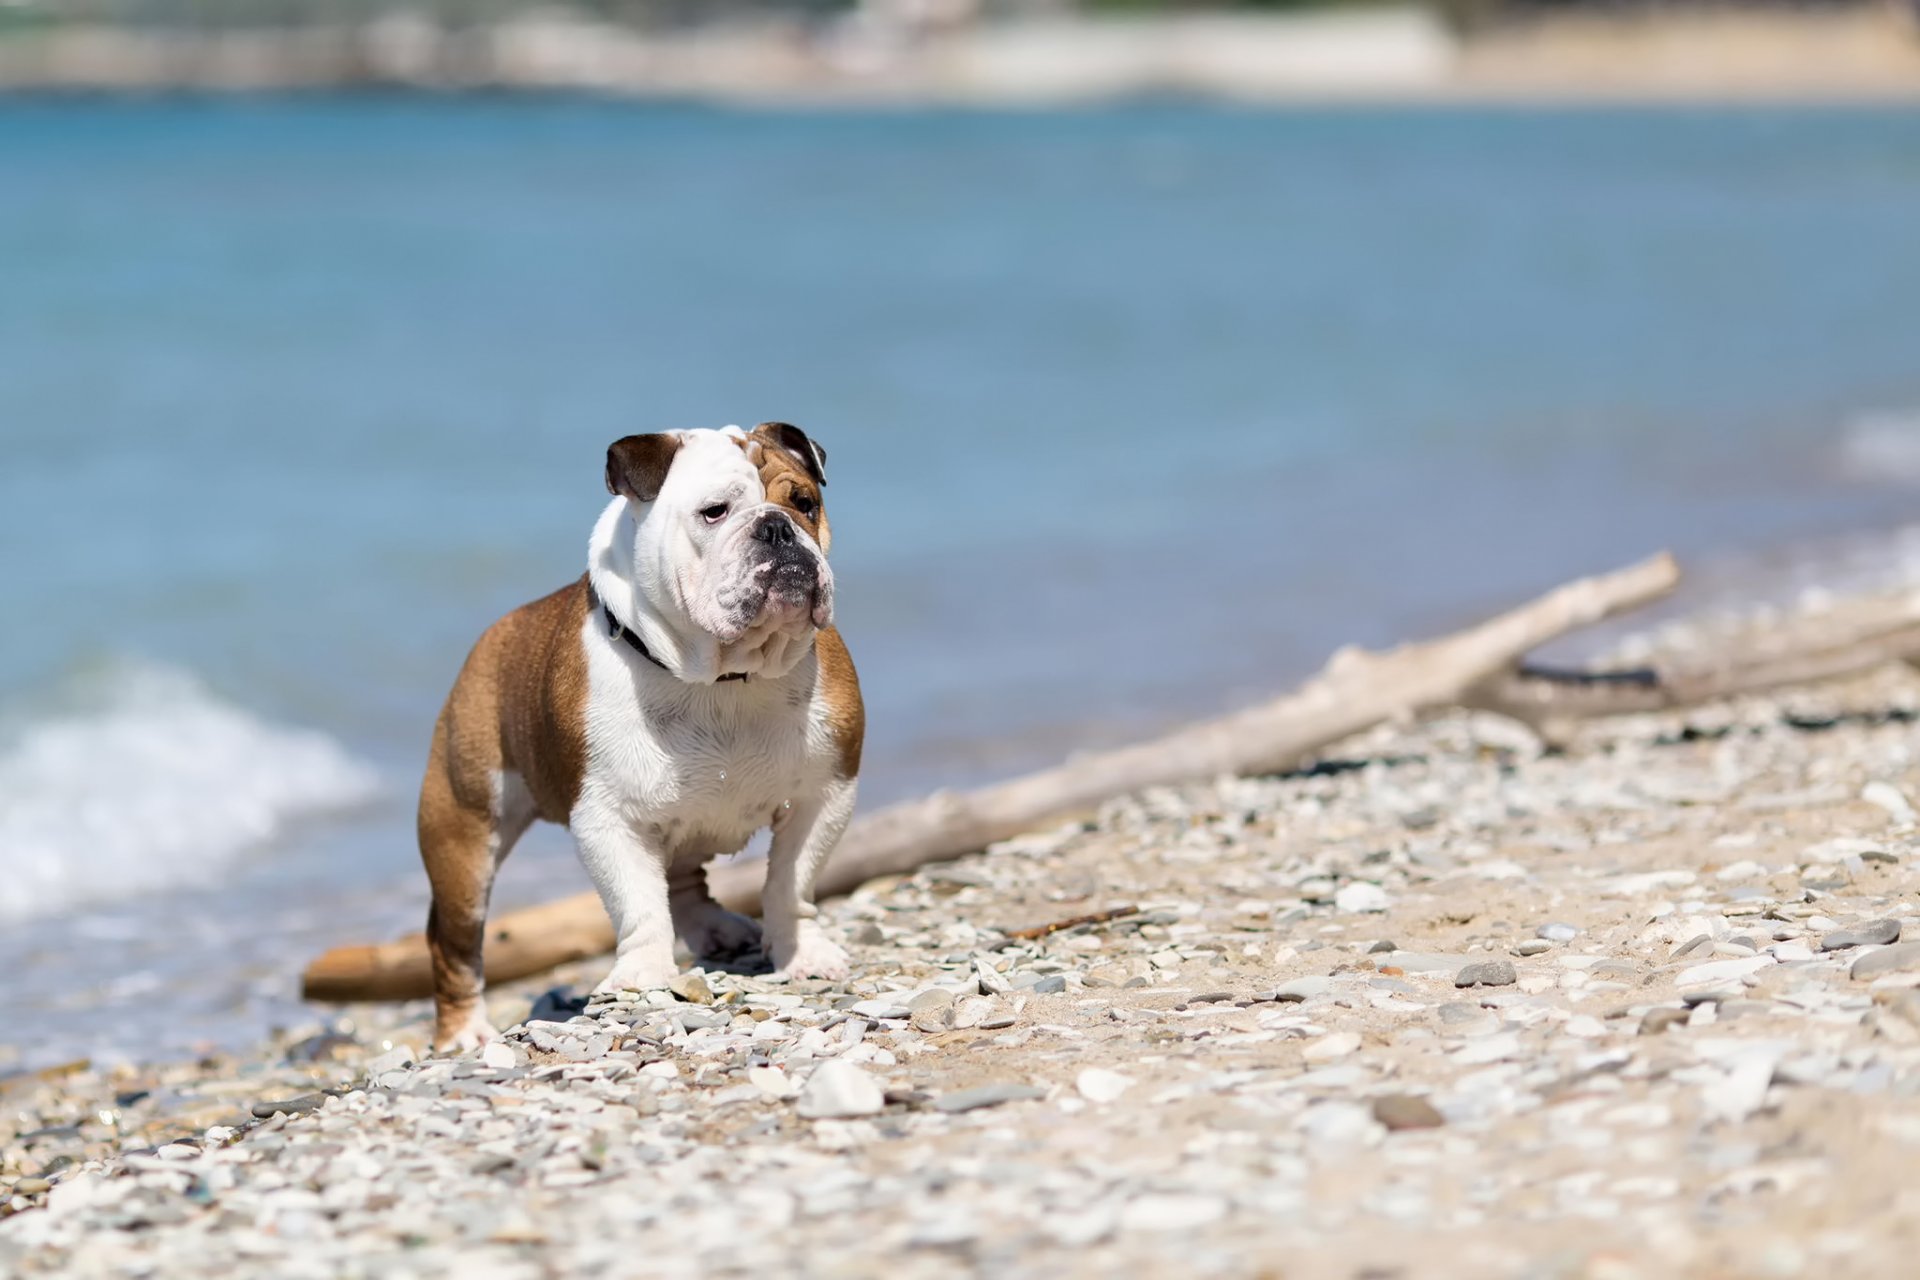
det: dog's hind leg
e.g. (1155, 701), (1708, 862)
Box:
(420, 716), (535, 1054)
(667, 856), (764, 967)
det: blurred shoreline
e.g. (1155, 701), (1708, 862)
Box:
(2, 8), (1918, 103)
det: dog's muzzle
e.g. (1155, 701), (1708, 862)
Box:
(750, 512), (822, 611)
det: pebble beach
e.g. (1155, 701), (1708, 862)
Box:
(10, 646), (1920, 1277)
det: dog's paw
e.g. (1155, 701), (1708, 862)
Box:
(772, 926), (851, 983)
(673, 901), (765, 965)
(434, 1009), (498, 1056)
(593, 955), (680, 997)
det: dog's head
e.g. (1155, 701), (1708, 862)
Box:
(599, 424), (832, 680)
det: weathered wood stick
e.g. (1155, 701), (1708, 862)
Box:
(301, 553), (1678, 1002)
(302, 892), (610, 1003)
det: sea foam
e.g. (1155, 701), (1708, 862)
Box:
(0, 661), (381, 923)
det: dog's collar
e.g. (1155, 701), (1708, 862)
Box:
(588, 584), (748, 684)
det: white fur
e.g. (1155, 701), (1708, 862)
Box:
(573, 428), (854, 989)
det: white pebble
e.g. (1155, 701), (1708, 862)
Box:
(1075, 1067), (1135, 1103)
(1335, 883), (1390, 913)
(796, 1059), (886, 1119)
(1123, 1192), (1228, 1232)
(1304, 1031), (1362, 1062)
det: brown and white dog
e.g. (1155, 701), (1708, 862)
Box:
(417, 422), (862, 1052)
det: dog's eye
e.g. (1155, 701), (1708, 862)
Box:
(699, 504), (729, 524)
(791, 495), (817, 518)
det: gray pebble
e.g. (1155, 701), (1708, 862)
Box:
(1268, 976), (1332, 1002)
(909, 989), (956, 1033)
(1669, 934), (1714, 961)
(1821, 919), (1901, 951)
(1438, 1002), (1494, 1027)
(850, 999), (911, 1020)
(932, 1083), (1047, 1113)
(1513, 940), (1552, 957)
(1536, 922), (1579, 943)
(1852, 942), (1920, 981)
(1454, 960), (1517, 989)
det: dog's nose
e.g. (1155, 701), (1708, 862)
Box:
(753, 512), (797, 549)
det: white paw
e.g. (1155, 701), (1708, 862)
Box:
(673, 902), (765, 964)
(435, 1009), (498, 1056)
(594, 955), (680, 996)
(772, 926), (851, 982)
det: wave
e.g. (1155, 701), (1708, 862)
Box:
(0, 661), (381, 924)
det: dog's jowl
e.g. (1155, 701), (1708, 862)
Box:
(417, 423), (863, 1052)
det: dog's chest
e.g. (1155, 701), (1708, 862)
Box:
(579, 638), (818, 838)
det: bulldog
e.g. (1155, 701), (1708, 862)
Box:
(417, 422), (862, 1052)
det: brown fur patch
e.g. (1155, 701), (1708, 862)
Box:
(751, 431), (862, 780)
(814, 625), (865, 780)
(606, 434), (683, 504)
(749, 422), (831, 554)
(418, 576), (590, 1042)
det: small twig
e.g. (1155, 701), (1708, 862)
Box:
(1002, 905), (1141, 942)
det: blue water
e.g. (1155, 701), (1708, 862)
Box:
(5, 98), (1920, 1066)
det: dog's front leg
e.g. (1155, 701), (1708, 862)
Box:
(573, 814), (680, 993)
(763, 776), (857, 981)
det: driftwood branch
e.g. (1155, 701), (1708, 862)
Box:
(302, 552), (1679, 1001)
(1467, 593), (1920, 744)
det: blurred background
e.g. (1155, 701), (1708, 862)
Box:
(3, 0), (1920, 1070)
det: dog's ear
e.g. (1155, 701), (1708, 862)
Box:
(605, 434), (683, 504)
(750, 421), (827, 486)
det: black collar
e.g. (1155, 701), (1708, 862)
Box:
(589, 585), (747, 684)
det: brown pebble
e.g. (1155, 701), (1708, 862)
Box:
(1372, 1094), (1445, 1131)
(1640, 1007), (1690, 1035)
(12, 1177), (52, 1196)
